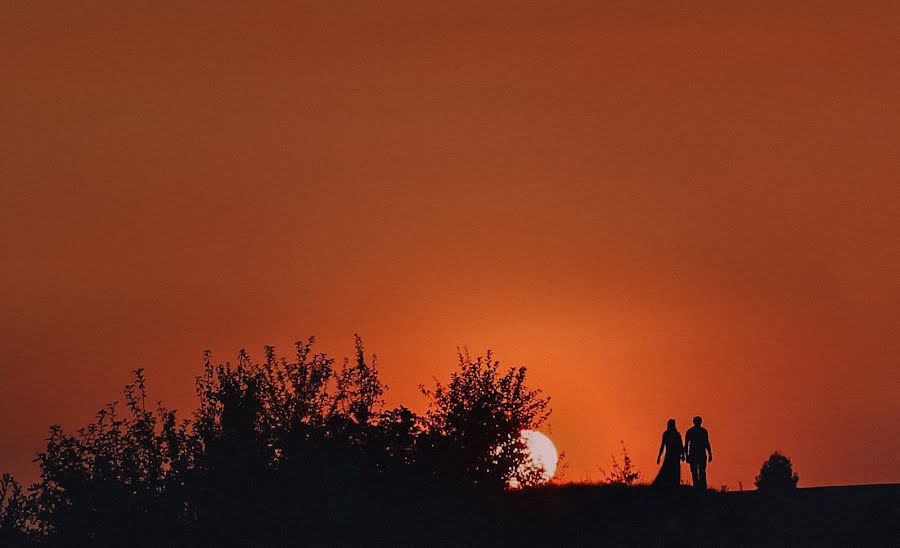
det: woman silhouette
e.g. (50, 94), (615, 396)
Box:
(652, 418), (684, 487)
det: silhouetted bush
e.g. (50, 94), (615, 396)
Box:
(600, 441), (641, 486)
(29, 368), (197, 543)
(755, 451), (799, 492)
(419, 350), (551, 490)
(2, 336), (552, 544)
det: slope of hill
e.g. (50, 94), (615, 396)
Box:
(482, 483), (899, 546)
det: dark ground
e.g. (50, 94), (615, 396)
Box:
(12, 483), (897, 546)
(358, 483), (899, 547)
(482, 483), (899, 547)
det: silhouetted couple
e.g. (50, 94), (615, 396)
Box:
(652, 416), (712, 490)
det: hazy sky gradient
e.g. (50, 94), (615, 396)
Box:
(2, 1), (898, 488)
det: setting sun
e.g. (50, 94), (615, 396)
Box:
(519, 430), (559, 484)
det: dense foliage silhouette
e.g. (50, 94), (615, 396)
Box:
(0, 337), (551, 544)
(755, 451), (800, 492)
(0, 474), (28, 545)
(420, 350), (550, 491)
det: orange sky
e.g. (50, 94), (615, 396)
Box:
(2, 2), (898, 489)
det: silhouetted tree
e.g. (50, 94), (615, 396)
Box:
(755, 451), (799, 492)
(3, 337), (561, 543)
(420, 350), (551, 490)
(188, 335), (402, 540)
(29, 368), (197, 543)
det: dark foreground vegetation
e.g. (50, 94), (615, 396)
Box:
(1, 337), (552, 545)
(1, 336), (896, 546)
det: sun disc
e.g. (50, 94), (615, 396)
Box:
(520, 429), (558, 482)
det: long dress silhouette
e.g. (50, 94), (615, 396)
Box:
(653, 419), (683, 487)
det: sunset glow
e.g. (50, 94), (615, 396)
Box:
(1, 2), (897, 493)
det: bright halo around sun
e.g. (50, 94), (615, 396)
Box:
(511, 429), (558, 488)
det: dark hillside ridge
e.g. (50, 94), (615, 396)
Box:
(486, 483), (898, 547)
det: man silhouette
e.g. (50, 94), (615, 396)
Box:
(684, 416), (712, 490)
